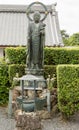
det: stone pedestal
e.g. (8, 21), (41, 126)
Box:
(15, 111), (42, 130)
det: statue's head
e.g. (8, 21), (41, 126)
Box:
(33, 11), (41, 23)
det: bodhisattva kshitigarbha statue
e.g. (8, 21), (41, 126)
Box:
(26, 2), (48, 74)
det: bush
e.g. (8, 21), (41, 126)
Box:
(5, 47), (79, 65)
(5, 47), (26, 64)
(44, 65), (56, 78)
(68, 33), (79, 46)
(8, 64), (26, 83)
(57, 65), (79, 117)
(44, 47), (79, 65)
(0, 63), (10, 105)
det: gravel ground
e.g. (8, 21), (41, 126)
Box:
(0, 107), (79, 130)
(42, 113), (79, 130)
(0, 107), (15, 130)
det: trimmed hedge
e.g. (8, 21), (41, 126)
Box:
(57, 65), (79, 117)
(5, 47), (79, 65)
(5, 47), (26, 64)
(8, 64), (26, 83)
(44, 47), (79, 65)
(0, 63), (10, 105)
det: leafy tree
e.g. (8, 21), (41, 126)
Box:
(68, 33), (79, 46)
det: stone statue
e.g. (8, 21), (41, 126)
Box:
(26, 2), (48, 74)
(27, 11), (45, 70)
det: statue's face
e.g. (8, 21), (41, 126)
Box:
(33, 12), (41, 23)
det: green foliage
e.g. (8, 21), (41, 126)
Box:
(61, 30), (69, 46)
(8, 64), (26, 84)
(44, 65), (56, 78)
(0, 58), (5, 64)
(63, 39), (69, 46)
(44, 47), (79, 65)
(61, 31), (79, 46)
(5, 47), (79, 65)
(68, 33), (79, 46)
(0, 63), (10, 105)
(5, 47), (26, 64)
(57, 65), (79, 117)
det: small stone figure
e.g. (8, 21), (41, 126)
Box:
(27, 11), (46, 70)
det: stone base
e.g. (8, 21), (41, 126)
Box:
(15, 111), (42, 130)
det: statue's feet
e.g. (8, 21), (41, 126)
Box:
(31, 64), (34, 69)
(36, 64), (39, 70)
(31, 64), (39, 70)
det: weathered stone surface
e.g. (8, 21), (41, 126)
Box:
(15, 127), (41, 130)
(50, 87), (57, 110)
(36, 110), (51, 119)
(12, 88), (20, 101)
(15, 111), (42, 130)
(27, 90), (35, 99)
(14, 110), (22, 120)
(14, 128), (22, 130)
(50, 95), (57, 103)
(51, 104), (59, 115)
(14, 86), (21, 91)
(51, 100), (57, 107)
(12, 101), (18, 114)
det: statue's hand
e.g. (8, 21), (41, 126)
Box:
(40, 23), (45, 35)
(40, 30), (45, 35)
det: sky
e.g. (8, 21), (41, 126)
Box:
(0, 0), (79, 35)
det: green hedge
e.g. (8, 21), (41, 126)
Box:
(5, 47), (79, 65)
(57, 65), (79, 117)
(5, 47), (26, 64)
(8, 64), (26, 83)
(0, 63), (10, 105)
(44, 47), (79, 65)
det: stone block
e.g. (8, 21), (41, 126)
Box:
(15, 111), (42, 130)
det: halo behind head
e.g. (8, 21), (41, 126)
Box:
(26, 2), (48, 22)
